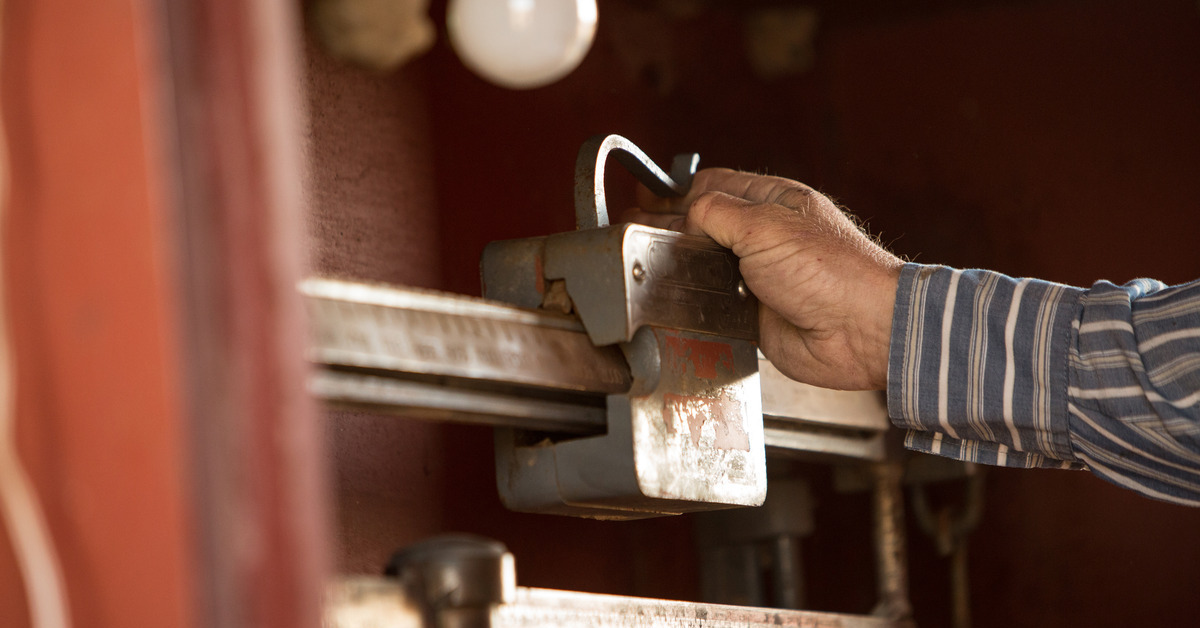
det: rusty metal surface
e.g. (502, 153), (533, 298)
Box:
(539, 224), (757, 346)
(497, 588), (910, 628)
(325, 578), (422, 628)
(479, 237), (549, 310)
(870, 463), (912, 622)
(324, 577), (911, 628)
(305, 279), (887, 464)
(303, 278), (631, 395)
(495, 326), (766, 519)
(312, 371), (607, 434)
(489, 134), (752, 347)
(624, 329), (764, 506)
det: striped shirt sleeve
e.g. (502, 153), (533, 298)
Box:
(888, 263), (1200, 505)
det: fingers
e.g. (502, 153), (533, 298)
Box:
(625, 188), (783, 252)
(687, 168), (817, 207)
(632, 168), (830, 255)
(640, 167), (820, 213)
(635, 167), (743, 215)
(682, 191), (765, 250)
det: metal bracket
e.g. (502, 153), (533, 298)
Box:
(329, 537), (914, 628)
(495, 326), (765, 519)
(483, 135), (764, 519)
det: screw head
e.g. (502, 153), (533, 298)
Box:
(631, 261), (646, 282)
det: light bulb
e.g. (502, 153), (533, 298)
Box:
(447, 0), (598, 89)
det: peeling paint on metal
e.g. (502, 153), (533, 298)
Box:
(663, 393), (751, 451)
(663, 333), (735, 379)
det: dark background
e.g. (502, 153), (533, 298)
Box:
(304, 1), (1200, 626)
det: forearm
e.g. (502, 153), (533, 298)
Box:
(887, 264), (1084, 469)
(887, 264), (1200, 505)
(657, 169), (1200, 504)
(1066, 278), (1200, 504)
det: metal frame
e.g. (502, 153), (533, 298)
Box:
(304, 278), (889, 464)
(325, 578), (914, 628)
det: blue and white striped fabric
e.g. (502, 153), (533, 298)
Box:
(888, 264), (1200, 505)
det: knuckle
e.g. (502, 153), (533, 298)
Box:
(692, 167), (738, 190)
(690, 190), (725, 215)
(771, 184), (818, 209)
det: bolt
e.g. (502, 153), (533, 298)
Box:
(632, 261), (646, 282)
(385, 535), (516, 624)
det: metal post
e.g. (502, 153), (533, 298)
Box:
(870, 461), (912, 621)
(770, 534), (804, 610)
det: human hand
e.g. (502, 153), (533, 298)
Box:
(627, 169), (903, 390)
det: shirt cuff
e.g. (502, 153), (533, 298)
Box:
(887, 264), (1086, 470)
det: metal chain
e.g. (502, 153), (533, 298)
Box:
(911, 469), (985, 628)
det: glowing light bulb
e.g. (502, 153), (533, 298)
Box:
(448, 0), (598, 89)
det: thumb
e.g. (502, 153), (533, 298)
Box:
(683, 191), (766, 251)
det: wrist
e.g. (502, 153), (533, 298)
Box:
(862, 259), (903, 390)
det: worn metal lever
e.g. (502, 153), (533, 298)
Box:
(483, 135), (763, 519)
(574, 134), (700, 230)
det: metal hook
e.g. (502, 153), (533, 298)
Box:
(912, 470), (985, 554)
(574, 134), (699, 230)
